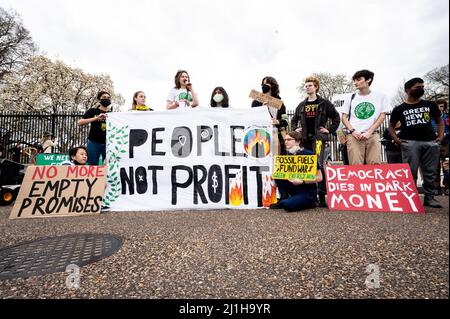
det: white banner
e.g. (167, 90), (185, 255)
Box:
(105, 108), (277, 211)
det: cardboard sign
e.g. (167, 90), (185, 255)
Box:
(10, 165), (107, 219)
(325, 164), (424, 214)
(36, 153), (70, 165)
(249, 89), (283, 109)
(272, 155), (317, 180)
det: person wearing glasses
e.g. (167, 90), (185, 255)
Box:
(270, 131), (323, 212)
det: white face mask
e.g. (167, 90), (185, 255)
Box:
(213, 93), (224, 103)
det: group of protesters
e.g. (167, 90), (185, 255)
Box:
(76, 69), (449, 212)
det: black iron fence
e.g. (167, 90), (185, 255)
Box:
(285, 110), (391, 163)
(0, 111), (89, 164)
(0, 110), (390, 164)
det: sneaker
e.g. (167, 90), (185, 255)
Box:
(423, 197), (442, 208)
(101, 206), (110, 212)
(269, 202), (283, 209)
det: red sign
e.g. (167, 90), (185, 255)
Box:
(325, 164), (424, 214)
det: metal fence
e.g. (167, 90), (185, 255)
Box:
(0, 111), (89, 164)
(0, 110), (390, 164)
(285, 110), (391, 163)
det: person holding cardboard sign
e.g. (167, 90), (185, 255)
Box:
(251, 76), (288, 155)
(270, 131), (322, 212)
(166, 70), (199, 109)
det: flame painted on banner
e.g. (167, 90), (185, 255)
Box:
(229, 173), (244, 206)
(262, 174), (277, 207)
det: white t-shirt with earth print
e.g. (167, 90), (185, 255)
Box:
(342, 91), (391, 132)
(167, 88), (193, 108)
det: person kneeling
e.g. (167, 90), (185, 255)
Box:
(60, 146), (88, 166)
(270, 131), (322, 212)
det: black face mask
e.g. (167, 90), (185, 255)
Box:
(262, 84), (271, 94)
(100, 99), (111, 107)
(410, 88), (424, 99)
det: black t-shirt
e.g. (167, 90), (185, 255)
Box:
(390, 100), (441, 141)
(82, 107), (107, 144)
(304, 100), (319, 138)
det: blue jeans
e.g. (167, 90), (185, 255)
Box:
(276, 179), (317, 212)
(87, 139), (106, 165)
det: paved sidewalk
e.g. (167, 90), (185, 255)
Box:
(0, 197), (448, 299)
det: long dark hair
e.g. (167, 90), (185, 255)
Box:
(210, 87), (229, 108)
(174, 70), (190, 89)
(261, 76), (281, 98)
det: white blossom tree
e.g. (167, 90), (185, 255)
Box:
(297, 72), (354, 101)
(0, 55), (124, 112)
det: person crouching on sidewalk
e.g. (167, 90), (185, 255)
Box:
(270, 131), (322, 212)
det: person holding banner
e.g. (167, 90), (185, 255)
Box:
(78, 91), (112, 165)
(341, 70), (390, 165)
(166, 70), (199, 109)
(291, 76), (340, 207)
(131, 91), (153, 111)
(270, 131), (322, 212)
(60, 146), (88, 166)
(210, 87), (230, 108)
(251, 76), (288, 155)
(388, 77), (444, 208)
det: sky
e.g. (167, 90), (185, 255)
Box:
(1, 0), (449, 111)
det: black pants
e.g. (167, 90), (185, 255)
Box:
(339, 144), (349, 165)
